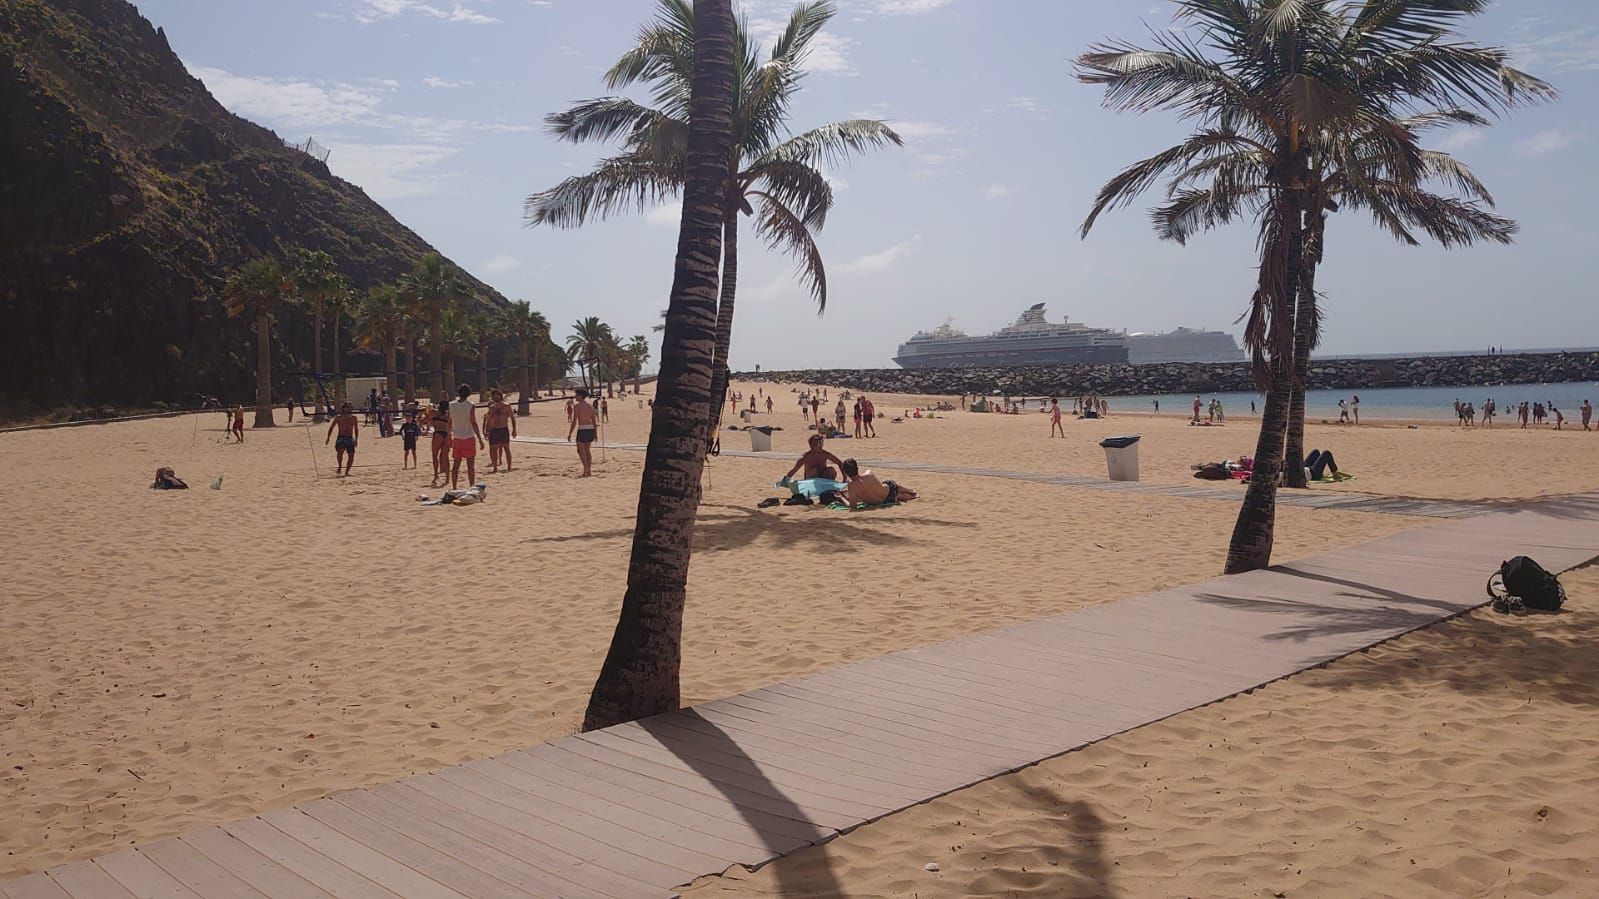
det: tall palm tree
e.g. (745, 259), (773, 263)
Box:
(355, 284), (407, 396)
(584, 0), (736, 732)
(402, 252), (470, 398)
(291, 249), (343, 419)
(1077, 0), (1551, 573)
(500, 301), (550, 414)
(326, 278), (356, 403)
(440, 308), (474, 394)
(567, 316), (615, 391)
(223, 257), (297, 428)
(527, 0), (901, 447)
(626, 334), (651, 380)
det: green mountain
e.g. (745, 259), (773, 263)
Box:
(0, 0), (507, 419)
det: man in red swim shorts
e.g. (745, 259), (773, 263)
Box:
(448, 383), (485, 489)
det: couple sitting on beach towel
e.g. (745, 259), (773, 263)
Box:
(772, 436), (918, 509)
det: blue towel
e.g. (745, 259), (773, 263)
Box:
(778, 477), (848, 499)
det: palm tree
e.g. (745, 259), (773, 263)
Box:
(584, 0), (736, 732)
(440, 308), (475, 394)
(355, 284), (407, 396)
(402, 252), (470, 398)
(290, 249), (343, 419)
(500, 301), (550, 414)
(223, 257), (297, 428)
(626, 334), (651, 381)
(527, 0), (901, 447)
(1077, 0), (1552, 573)
(567, 316), (615, 391)
(326, 278), (356, 403)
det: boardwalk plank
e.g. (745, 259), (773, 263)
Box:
(177, 829), (330, 899)
(0, 873), (73, 899)
(40, 864), (135, 899)
(257, 809), (466, 899)
(221, 818), (401, 899)
(136, 840), (266, 898)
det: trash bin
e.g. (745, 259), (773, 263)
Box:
(740, 409), (753, 423)
(748, 426), (774, 453)
(1099, 435), (1141, 481)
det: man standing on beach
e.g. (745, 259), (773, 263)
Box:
(483, 389), (516, 474)
(835, 397), (847, 432)
(1192, 395), (1202, 423)
(1582, 399), (1593, 431)
(325, 402), (359, 476)
(567, 388), (598, 477)
(232, 404), (246, 443)
(1050, 398), (1065, 437)
(861, 394), (876, 438)
(448, 384), (485, 489)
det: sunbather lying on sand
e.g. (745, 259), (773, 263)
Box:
(838, 458), (918, 507)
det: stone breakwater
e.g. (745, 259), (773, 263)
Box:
(736, 353), (1599, 398)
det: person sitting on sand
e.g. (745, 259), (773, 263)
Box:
(325, 402), (359, 476)
(782, 435), (845, 484)
(837, 458), (916, 507)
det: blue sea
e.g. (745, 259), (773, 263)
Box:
(1114, 382), (1599, 422)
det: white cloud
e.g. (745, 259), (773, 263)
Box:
(744, 11), (855, 75)
(189, 65), (383, 129)
(1508, 18), (1599, 72)
(422, 75), (474, 89)
(328, 143), (460, 200)
(1435, 130), (1484, 153)
(1004, 96), (1038, 113)
(1515, 129), (1576, 157)
(984, 183), (1014, 200)
(645, 201), (683, 227)
(841, 236), (921, 275)
(350, 0), (499, 24)
(872, 0), (955, 14)
(891, 120), (957, 141)
(482, 254), (522, 274)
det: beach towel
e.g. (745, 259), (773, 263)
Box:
(780, 477), (849, 499)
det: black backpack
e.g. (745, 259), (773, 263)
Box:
(1487, 556), (1566, 613)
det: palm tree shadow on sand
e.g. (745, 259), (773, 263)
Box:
(522, 503), (977, 556)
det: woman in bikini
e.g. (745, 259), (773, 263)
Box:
(430, 401), (452, 486)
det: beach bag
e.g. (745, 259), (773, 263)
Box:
(1487, 556), (1565, 613)
(1193, 462), (1229, 481)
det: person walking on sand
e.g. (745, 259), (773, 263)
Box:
(567, 388), (599, 477)
(1582, 399), (1592, 431)
(483, 389), (516, 474)
(232, 404), (246, 443)
(1351, 394), (1360, 425)
(400, 412), (420, 470)
(810, 395), (820, 422)
(325, 402), (359, 476)
(1552, 405), (1565, 430)
(1050, 398), (1065, 437)
(1192, 395), (1202, 424)
(448, 384), (485, 489)
(1152, 398), (1159, 415)
(861, 394), (876, 438)
(565, 397), (574, 426)
(853, 398), (863, 438)
(765, 395), (774, 415)
(430, 401), (452, 486)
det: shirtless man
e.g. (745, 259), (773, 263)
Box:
(860, 394), (876, 438)
(782, 435), (845, 484)
(232, 404), (246, 443)
(1582, 399), (1593, 431)
(483, 389), (517, 473)
(765, 396), (774, 415)
(448, 384), (485, 489)
(1050, 398), (1065, 437)
(838, 458), (892, 507)
(567, 388), (599, 477)
(324, 402), (359, 476)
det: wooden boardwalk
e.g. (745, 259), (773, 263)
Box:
(6, 494), (1596, 898)
(512, 435), (1491, 518)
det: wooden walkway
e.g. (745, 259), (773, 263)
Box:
(7, 494), (1596, 898)
(513, 435), (1491, 518)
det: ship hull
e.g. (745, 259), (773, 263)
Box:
(894, 344), (1129, 369)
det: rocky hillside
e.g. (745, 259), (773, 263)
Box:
(736, 352), (1599, 398)
(0, 0), (505, 418)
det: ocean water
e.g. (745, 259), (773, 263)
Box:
(1109, 382), (1599, 422)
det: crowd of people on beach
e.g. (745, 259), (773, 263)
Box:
(1455, 397), (1590, 430)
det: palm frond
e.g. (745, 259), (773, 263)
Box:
(1082, 130), (1272, 237)
(545, 97), (678, 147)
(756, 119), (903, 169)
(748, 190), (827, 312)
(747, 158), (833, 230)
(524, 156), (681, 228)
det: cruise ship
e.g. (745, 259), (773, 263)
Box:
(893, 304), (1129, 369)
(1127, 327), (1246, 364)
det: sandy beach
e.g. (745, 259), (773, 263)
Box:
(2, 383), (1593, 888)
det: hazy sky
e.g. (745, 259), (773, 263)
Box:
(137, 0), (1597, 369)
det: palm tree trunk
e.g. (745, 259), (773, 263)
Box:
(1283, 212), (1324, 490)
(384, 343), (398, 397)
(430, 312), (445, 399)
(704, 200), (739, 451)
(445, 347), (457, 396)
(533, 342), (543, 398)
(478, 342), (489, 398)
(313, 298), (326, 422)
(253, 306), (275, 427)
(583, 0), (735, 733)
(406, 332), (419, 400)
(332, 313), (344, 402)
(517, 340), (531, 415)
(1225, 360), (1290, 573)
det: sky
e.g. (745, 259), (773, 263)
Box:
(135, 0), (1599, 370)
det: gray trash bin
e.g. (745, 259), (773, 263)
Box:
(1099, 435), (1141, 481)
(748, 426), (774, 452)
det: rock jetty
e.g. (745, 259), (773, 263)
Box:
(736, 353), (1599, 398)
